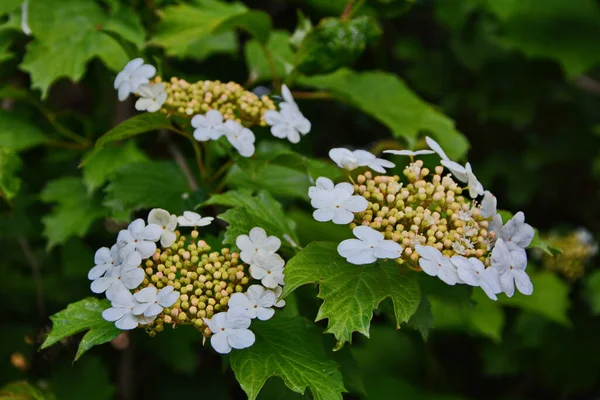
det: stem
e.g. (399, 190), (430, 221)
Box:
(164, 135), (200, 191)
(210, 160), (233, 182)
(576, 75), (600, 95)
(165, 126), (207, 180)
(290, 91), (333, 100)
(261, 44), (280, 89)
(340, 0), (356, 20)
(18, 236), (46, 322)
(46, 139), (90, 150)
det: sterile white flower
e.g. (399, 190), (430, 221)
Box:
(491, 238), (533, 296)
(480, 191), (497, 218)
(114, 58), (156, 101)
(203, 307), (255, 354)
(88, 245), (123, 280)
(102, 291), (155, 330)
(132, 285), (180, 318)
(383, 149), (435, 157)
(148, 208), (178, 248)
(192, 110), (225, 141)
(177, 211), (214, 227)
(264, 106), (311, 144)
(415, 244), (459, 285)
(279, 84), (297, 108)
(451, 256), (502, 300)
(249, 251), (285, 288)
(90, 264), (145, 300)
(135, 83), (167, 113)
(271, 286), (286, 308)
(308, 177), (368, 224)
(338, 226), (403, 265)
(21, 1), (31, 36)
(228, 285), (276, 320)
(498, 212), (534, 250)
(426, 136), (469, 181)
(236, 227), (281, 264)
(117, 218), (162, 259)
(490, 213), (504, 235)
(465, 162), (484, 198)
(219, 120), (255, 157)
(329, 148), (395, 173)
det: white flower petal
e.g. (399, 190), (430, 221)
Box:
(210, 332), (232, 354)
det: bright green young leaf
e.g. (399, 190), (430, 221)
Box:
(82, 141), (148, 193)
(103, 7), (146, 49)
(50, 357), (115, 400)
(295, 16), (381, 75)
(0, 148), (22, 200)
(0, 381), (56, 400)
(530, 228), (563, 256)
(41, 297), (121, 361)
(245, 31), (295, 83)
(282, 242), (421, 347)
(289, 10), (313, 49)
(583, 269), (600, 315)
(287, 209), (349, 246)
(83, 113), (171, 165)
(0, 0), (20, 16)
(215, 9), (271, 43)
(0, 109), (47, 151)
(183, 31), (238, 62)
(0, 29), (16, 63)
(104, 161), (192, 221)
(300, 69), (468, 157)
(40, 177), (106, 249)
(230, 316), (346, 400)
(204, 189), (300, 251)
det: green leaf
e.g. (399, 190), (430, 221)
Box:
(498, 269), (571, 326)
(289, 10), (313, 49)
(21, 0), (129, 98)
(50, 357), (115, 400)
(82, 141), (148, 193)
(41, 298), (121, 361)
(282, 242), (421, 347)
(0, 110), (47, 151)
(40, 177), (106, 249)
(288, 209), (349, 246)
(0, 381), (56, 400)
(0, 148), (22, 201)
(300, 69), (468, 157)
(83, 113), (171, 165)
(295, 16), (381, 75)
(245, 31), (295, 83)
(530, 228), (562, 256)
(584, 269), (600, 315)
(230, 316), (346, 400)
(0, 0), (21, 16)
(214, 9), (271, 44)
(103, 161), (192, 221)
(405, 294), (434, 341)
(204, 189), (300, 252)
(103, 7), (146, 49)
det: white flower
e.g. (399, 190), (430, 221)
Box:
(264, 106), (311, 144)
(135, 83), (167, 113)
(308, 177), (367, 224)
(451, 256), (502, 300)
(228, 285), (276, 320)
(249, 251), (285, 288)
(132, 285), (180, 318)
(498, 212), (534, 250)
(383, 149), (434, 157)
(192, 110), (225, 141)
(338, 226), (403, 265)
(203, 307), (255, 354)
(218, 120), (255, 157)
(114, 58), (156, 101)
(148, 208), (177, 248)
(102, 291), (155, 330)
(177, 211), (214, 227)
(88, 245), (124, 280)
(21, 1), (32, 36)
(90, 264), (145, 300)
(415, 244), (459, 285)
(117, 219), (162, 259)
(236, 227), (281, 264)
(271, 286), (285, 308)
(480, 191), (497, 218)
(490, 213), (504, 235)
(464, 162), (484, 198)
(491, 238), (533, 296)
(329, 148), (395, 173)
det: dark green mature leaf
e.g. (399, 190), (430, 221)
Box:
(41, 298), (120, 361)
(103, 7), (146, 49)
(295, 16), (381, 75)
(584, 270), (600, 315)
(50, 357), (115, 400)
(301, 69), (468, 157)
(230, 317), (346, 400)
(0, 110), (46, 151)
(0, 148), (22, 200)
(0, 381), (56, 400)
(245, 31), (295, 83)
(83, 113), (171, 165)
(405, 295), (434, 341)
(204, 189), (300, 251)
(40, 177), (106, 249)
(104, 161), (191, 221)
(283, 242), (421, 347)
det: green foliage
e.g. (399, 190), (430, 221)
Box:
(583, 269), (600, 315)
(41, 298), (121, 361)
(0, 381), (56, 400)
(0, 110), (46, 151)
(0, 148), (21, 200)
(230, 316), (346, 400)
(245, 31), (295, 82)
(283, 242), (421, 348)
(50, 357), (115, 400)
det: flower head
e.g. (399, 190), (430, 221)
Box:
(451, 256), (501, 300)
(135, 83), (167, 113)
(148, 208), (178, 248)
(249, 251), (285, 288)
(228, 285), (276, 320)
(338, 226), (403, 265)
(329, 148), (395, 173)
(177, 211), (214, 227)
(236, 227), (281, 264)
(132, 285), (180, 318)
(203, 307), (255, 354)
(114, 58), (156, 101)
(219, 120), (255, 157)
(415, 244), (459, 285)
(308, 177), (367, 224)
(117, 218), (162, 260)
(192, 109), (225, 141)
(491, 238), (532, 296)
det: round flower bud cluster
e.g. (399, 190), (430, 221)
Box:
(538, 228), (597, 280)
(309, 137), (538, 300)
(88, 209), (287, 355)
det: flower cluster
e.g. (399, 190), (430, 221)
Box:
(309, 138), (536, 299)
(88, 209), (287, 354)
(113, 59), (311, 157)
(538, 228), (597, 280)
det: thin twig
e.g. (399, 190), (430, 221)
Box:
(340, 0), (356, 20)
(117, 340), (135, 400)
(576, 75), (600, 95)
(162, 133), (200, 191)
(290, 91), (333, 100)
(210, 160), (233, 183)
(18, 236), (46, 321)
(165, 126), (207, 180)
(261, 44), (280, 89)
